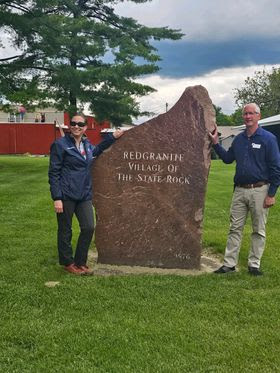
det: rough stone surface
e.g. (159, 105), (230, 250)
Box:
(93, 85), (216, 269)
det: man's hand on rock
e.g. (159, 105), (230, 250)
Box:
(208, 125), (219, 145)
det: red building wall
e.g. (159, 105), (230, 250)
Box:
(0, 120), (111, 155)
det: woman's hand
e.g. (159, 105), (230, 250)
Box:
(54, 200), (63, 213)
(113, 129), (124, 139)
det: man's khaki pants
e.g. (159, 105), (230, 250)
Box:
(223, 184), (269, 269)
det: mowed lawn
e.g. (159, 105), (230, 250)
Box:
(0, 156), (280, 373)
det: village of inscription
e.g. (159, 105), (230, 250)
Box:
(117, 151), (189, 185)
(93, 85), (216, 269)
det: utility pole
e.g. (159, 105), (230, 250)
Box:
(165, 102), (168, 112)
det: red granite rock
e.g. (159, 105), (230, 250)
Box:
(93, 85), (216, 269)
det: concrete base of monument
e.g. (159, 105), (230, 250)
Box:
(88, 249), (223, 276)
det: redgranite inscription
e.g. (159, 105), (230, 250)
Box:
(93, 85), (216, 269)
(117, 151), (190, 185)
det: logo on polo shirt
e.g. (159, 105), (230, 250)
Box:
(252, 143), (261, 149)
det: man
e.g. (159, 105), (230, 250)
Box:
(49, 114), (123, 275)
(209, 103), (280, 276)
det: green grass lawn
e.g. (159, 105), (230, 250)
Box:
(1, 156), (280, 373)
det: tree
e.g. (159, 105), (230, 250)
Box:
(234, 67), (280, 118)
(0, 0), (183, 125)
(230, 108), (243, 126)
(214, 105), (233, 126)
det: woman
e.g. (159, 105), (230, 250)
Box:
(48, 114), (123, 275)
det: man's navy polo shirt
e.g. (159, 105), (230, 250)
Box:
(213, 127), (280, 196)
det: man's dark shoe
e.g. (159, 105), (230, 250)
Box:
(214, 265), (236, 274)
(248, 266), (263, 276)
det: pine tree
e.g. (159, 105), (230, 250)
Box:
(0, 0), (183, 125)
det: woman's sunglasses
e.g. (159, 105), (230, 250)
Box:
(70, 121), (86, 128)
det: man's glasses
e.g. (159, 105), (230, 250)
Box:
(70, 121), (86, 128)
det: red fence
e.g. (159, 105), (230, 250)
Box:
(0, 122), (110, 155)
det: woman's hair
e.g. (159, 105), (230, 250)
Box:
(72, 113), (86, 120)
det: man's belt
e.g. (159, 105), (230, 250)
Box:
(236, 181), (268, 189)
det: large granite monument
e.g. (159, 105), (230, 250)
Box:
(93, 85), (216, 269)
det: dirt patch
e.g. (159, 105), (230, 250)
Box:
(88, 249), (222, 277)
(45, 281), (60, 287)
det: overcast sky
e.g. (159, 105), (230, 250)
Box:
(115, 0), (280, 122)
(1, 0), (280, 123)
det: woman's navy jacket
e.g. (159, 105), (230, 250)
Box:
(48, 133), (115, 201)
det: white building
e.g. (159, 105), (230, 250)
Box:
(217, 126), (242, 150)
(0, 107), (64, 124)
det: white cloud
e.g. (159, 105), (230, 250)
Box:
(0, 32), (19, 59)
(133, 64), (280, 124)
(115, 0), (280, 41)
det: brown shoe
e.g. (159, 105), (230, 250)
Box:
(64, 263), (85, 275)
(77, 265), (93, 275)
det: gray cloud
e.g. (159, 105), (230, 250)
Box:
(154, 37), (280, 78)
(116, 0), (280, 41)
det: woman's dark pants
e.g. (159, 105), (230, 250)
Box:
(56, 200), (94, 266)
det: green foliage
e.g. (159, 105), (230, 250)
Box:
(213, 105), (243, 127)
(1, 156), (280, 371)
(0, 0), (183, 124)
(234, 67), (280, 117)
(214, 105), (234, 126)
(230, 108), (243, 126)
